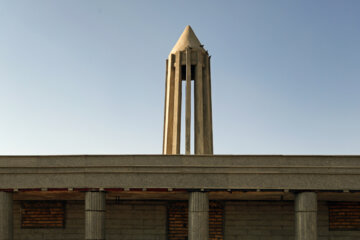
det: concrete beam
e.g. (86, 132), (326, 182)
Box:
(1, 155), (360, 190)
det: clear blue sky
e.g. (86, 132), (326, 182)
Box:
(0, 1), (359, 155)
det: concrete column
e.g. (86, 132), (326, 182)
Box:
(185, 47), (191, 155)
(188, 192), (209, 240)
(0, 192), (13, 240)
(295, 192), (317, 240)
(85, 191), (106, 240)
(204, 55), (213, 154)
(172, 51), (182, 154)
(194, 51), (204, 155)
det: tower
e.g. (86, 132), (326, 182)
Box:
(163, 25), (213, 155)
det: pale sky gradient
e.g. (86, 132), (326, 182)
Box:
(0, 1), (359, 155)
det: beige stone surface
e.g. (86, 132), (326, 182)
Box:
(170, 25), (205, 54)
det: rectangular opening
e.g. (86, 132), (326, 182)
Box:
(180, 82), (186, 154)
(180, 79), (195, 154)
(191, 80), (194, 154)
(181, 65), (196, 80)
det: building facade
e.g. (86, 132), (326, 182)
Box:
(1, 26), (360, 240)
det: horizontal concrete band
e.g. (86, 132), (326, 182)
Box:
(0, 155), (360, 190)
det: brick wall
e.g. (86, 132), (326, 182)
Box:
(21, 201), (66, 228)
(328, 202), (360, 230)
(167, 201), (188, 240)
(318, 201), (360, 240)
(12, 199), (360, 240)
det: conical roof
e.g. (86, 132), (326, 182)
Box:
(171, 25), (205, 53)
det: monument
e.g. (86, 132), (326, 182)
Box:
(163, 25), (213, 155)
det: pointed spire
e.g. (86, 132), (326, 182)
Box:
(171, 25), (204, 53)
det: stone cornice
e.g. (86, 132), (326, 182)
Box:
(0, 155), (360, 190)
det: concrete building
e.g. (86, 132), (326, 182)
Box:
(1, 25), (360, 240)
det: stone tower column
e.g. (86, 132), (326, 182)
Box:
(163, 25), (213, 155)
(0, 192), (13, 240)
(188, 192), (209, 240)
(295, 192), (317, 240)
(85, 191), (106, 240)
